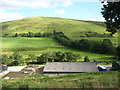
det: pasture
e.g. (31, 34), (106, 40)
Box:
(2, 71), (118, 88)
(2, 37), (62, 49)
(2, 37), (116, 62)
(2, 16), (118, 37)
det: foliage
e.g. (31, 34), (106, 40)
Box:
(13, 52), (22, 61)
(10, 60), (19, 66)
(2, 52), (23, 66)
(53, 31), (116, 55)
(101, 1), (120, 35)
(86, 31), (113, 37)
(2, 54), (13, 65)
(14, 32), (53, 37)
(19, 84), (29, 90)
(28, 54), (37, 61)
(101, 39), (115, 54)
(37, 51), (81, 63)
(116, 46), (120, 60)
(84, 56), (89, 62)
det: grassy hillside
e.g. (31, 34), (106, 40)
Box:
(1, 17), (118, 62)
(2, 37), (116, 62)
(2, 71), (118, 88)
(2, 16), (118, 37)
(2, 37), (63, 49)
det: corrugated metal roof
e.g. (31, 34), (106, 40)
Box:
(43, 62), (98, 73)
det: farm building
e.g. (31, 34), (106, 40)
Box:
(43, 62), (98, 75)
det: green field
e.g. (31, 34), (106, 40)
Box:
(2, 71), (118, 88)
(70, 37), (118, 47)
(2, 37), (116, 62)
(2, 37), (63, 49)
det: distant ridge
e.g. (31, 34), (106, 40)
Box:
(2, 16), (115, 37)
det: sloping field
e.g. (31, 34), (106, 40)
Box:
(2, 37), (115, 61)
(2, 37), (63, 50)
(2, 16), (118, 37)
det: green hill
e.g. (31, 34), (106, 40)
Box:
(2, 16), (117, 37)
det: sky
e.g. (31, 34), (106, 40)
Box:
(0, 0), (106, 22)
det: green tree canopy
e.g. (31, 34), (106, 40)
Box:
(101, 1), (120, 35)
(116, 46), (120, 60)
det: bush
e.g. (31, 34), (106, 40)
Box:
(19, 85), (29, 90)
(37, 51), (81, 63)
(10, 60), (19, 66)
(84, 56), (89, 62)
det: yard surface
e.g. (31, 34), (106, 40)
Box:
(2, 71), (119, 88)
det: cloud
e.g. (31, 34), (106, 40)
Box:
(0, 0), (52, 10)
(54, 9), (65, 15)
(62, 0), (72, 7)
(0, 10), (24, 22)
(51, 2), (59, 8)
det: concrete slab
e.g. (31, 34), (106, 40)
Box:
(7, 66), (27, 72)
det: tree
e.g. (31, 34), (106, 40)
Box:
(10, 60), (19, 66)
(27, 32), (34, 37)
(55, 51), (63, 62)
(2, 54), (9, 64)
(101, 1), (120, 35)
(84, 56), (89, 62)
(13, 52), (22, 63)
(15, 33), (18, 37)
(78, 39), (91, 51)
(101, 39), (115, 54)
(28, 54), (37, 62)
(116, 46), (120, 60)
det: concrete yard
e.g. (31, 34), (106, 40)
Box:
(7, 66), (27, 72)
(0, 66), (27, 78)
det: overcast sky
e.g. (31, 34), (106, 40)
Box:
(0, 0), (105, 22)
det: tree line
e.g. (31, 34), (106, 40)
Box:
(3, 31), (113, 38)
(53, 31), (116, 55)
(85, 31), (113, 37)
(1, 51), (81, 66)
(14, 32), (53, 37)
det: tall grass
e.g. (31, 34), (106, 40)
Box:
(2, 71), (118, 88)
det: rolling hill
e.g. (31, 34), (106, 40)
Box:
(2, 16), (118, 37)
(1, 16), (118, 62)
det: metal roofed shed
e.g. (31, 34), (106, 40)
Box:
(43, 62), (98, 75)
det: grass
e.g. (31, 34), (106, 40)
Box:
(2, 71), (119, 88)
(2, 37), (62, 49)
(70, 37), (118, 47)
(1, 37), (117, 62)
(2, 16), (118, 37)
